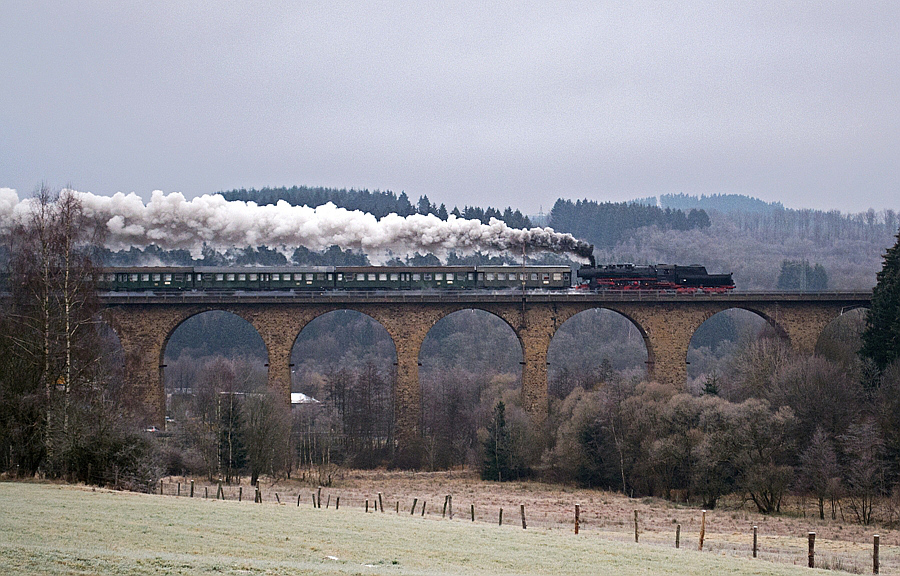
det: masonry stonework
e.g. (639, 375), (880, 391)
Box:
(103, 294), (868, 451)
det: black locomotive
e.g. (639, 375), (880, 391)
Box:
(576, 263), (734, 292)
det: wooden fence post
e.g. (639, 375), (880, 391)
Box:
(449, 495), (453, 519)
(217, 484), (224, 500)
(634, 510), (639, 543)
(379, 492), (384, 513)
(520, 504), (527, 529)
(471, 504), (475, 522)
(411, 498), (417, 515)
(422, 501), (426, 517)
(499, 508), (503, 526)
(275, 493), (280, 504)
(317, 487), (322, 509)
(238, 486), (242, 502)
(874, 534), (880, 574)
(443, 495), (448, 518)
(752, 526), (758, 558)
(575, 504), (580, 535)
(160, 482), (163, 495)
(676, 524), (681, 549)
(297, 493), (301, 507)
(326, 495), (331, 509)
(177, 482), (181, 497)
(698, 510), (706, 551)
(366, 500), (369, 513)
(204, 486), (208, 499)
(808, 532), (816, 569)
(190, 480), (194, 498)
(336, 496), (340, 510)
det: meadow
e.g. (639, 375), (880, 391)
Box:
(0, 477), (887, 576)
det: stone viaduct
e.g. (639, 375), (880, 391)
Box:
(102, 290), (871, 447)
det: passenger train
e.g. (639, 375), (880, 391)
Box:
(91, 263), (734, 293)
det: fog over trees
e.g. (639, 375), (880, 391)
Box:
(2, 186), (900, 526)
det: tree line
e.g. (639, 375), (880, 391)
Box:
(220, 185), (534, 229)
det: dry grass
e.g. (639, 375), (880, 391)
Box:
(155, 469), (896, 574)
(0, 477), (859, 576)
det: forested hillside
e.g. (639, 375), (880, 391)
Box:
(94, 188), (898, 291)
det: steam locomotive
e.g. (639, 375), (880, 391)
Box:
(577, 263), (734, 293)
(91, 263), (733, 293)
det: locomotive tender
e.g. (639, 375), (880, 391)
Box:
(94, 263), (733, 293)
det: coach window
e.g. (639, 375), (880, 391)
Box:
(327, 273), (333, 281)
(215, 273), (224, 281)
(531, 273), (538, 281)
(152, 273), (161, 282)
(355, 273), (364, 281)
(412, 273), (421, 281)
(486, 273), (495, 281)
(317, 274), (325, 281)
(542, 273), (550, 283)
(467, 273), (474, 281)
(446, 275), (453, 284)
(337, 273), (343, 281)
(553, 273), (562, 281)
(272, 273), (280, 281)
(129, 273), (138, 282)
(422, 273), (431, 281)
(140, 273), (148, 282)
(379, 273), (388, 281)
(249, 274), (258, 281)
(236, 274), (245, 281)
(227, 274), (236, 282)
(390, 273), (399, 281)
(434, 273), (443, 281)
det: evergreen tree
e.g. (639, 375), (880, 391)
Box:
(776, 260), (828, 291)
(481, 401), (512, 481)
(861, 228), (900, 370)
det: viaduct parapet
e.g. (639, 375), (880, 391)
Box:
(102, 291), (871, 449)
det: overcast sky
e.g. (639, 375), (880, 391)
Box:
(2, 2), (898, 215)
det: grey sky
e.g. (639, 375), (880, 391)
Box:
(2, 2), (898, 214)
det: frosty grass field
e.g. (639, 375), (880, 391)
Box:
(0, 482), (828, 576)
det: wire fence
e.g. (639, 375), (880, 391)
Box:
(156, 479), (893, 574)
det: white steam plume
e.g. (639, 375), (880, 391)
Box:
(0, 188), (594, 262)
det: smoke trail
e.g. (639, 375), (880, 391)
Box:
(0, 188), (594, 262)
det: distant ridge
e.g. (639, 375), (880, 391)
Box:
(632, 193), (785, 214)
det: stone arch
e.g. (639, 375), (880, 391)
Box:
(417, 307), (525, 469)
(161, 309), (270, 421)
(162, 308), (269, 368)
(685, 307), (776, 388)
(547, 307), (650, 398)
(291, 308), (399, 467)
(291, 309), (398, 377)
(815, 306), (868, 362)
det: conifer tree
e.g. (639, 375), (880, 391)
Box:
(861, 228), (900, 371)
(482, 401), (512, 482)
